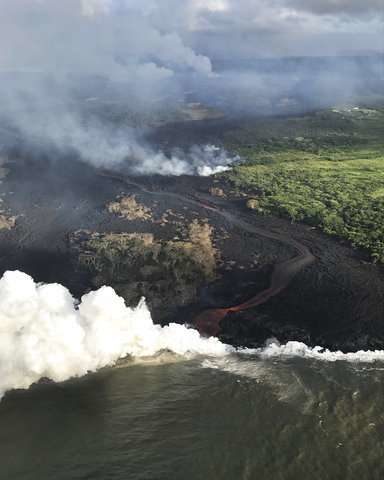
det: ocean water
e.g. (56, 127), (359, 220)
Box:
(1, 354), (384, 480)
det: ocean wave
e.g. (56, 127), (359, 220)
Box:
(249, 339), (384, 363)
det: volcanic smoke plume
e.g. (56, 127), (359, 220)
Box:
(0, 0), (234, 175)
(0, 1), (382, 175)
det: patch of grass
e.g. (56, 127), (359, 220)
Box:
(224, 107), (384, 262)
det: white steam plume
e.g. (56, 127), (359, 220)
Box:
(0, 271), (229, 399)
(3, 269), (384, 400)
(128, 144), (238, 176)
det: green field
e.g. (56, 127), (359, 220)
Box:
(224, 106), (384, 262)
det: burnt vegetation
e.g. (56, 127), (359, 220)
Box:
(69, 221), (217, 317)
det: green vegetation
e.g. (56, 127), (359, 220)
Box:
(224, 106), (384, 262)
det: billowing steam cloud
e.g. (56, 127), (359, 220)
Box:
(0, 270), (229, 399)
(3, 270), (384, 399)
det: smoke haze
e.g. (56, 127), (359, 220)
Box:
(0, 0), (231, 174)
(0, 0), (382, 174)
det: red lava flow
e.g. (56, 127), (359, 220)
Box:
(192, 199), (315, 337)
(99, 171), (316, 338)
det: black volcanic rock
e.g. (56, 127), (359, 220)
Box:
(0, 147), (383, 352)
